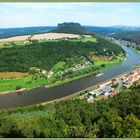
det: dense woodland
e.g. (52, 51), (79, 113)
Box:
(112, 31), (140, 44)
(0, 37), (125, 72)
(0, 84), (140, 138)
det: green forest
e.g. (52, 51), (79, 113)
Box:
(0, 37), (125, 72)
(113, 31), (140, 44)
(0, 84), (140, 138)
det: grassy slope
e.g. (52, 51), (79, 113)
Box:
(0, 58), (123, 93)
(0, 36), (124, 93)
(0, 41), (24, 47)
(80, 37), (97, 42)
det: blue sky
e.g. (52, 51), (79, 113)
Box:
(0, 3), (140, 28)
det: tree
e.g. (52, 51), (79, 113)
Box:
(122, 114), (140, 138)
(101, 64), (106, 68)
(0, 116), (22, 138)
(16, 85), (22, 90)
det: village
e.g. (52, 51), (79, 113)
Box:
(86, 67), (140, 101)
(29, 57), (93, 79)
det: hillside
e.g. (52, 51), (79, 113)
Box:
(0, 25), (125, 93)
(0, 37), (125, 72)
(112, 31), (140, 44)
(85, 26), (140, 36)
(50, 22), (93, 35)
(0, 83), (140, 137)
(85, 26), (123, 35)
(1, 25), (140, 40)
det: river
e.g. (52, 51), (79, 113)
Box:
(0, 43), (140, 110)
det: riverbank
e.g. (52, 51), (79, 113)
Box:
(0, 58), (124, 94)
(45, 64), (140, 105)
(48, 58), (124, 88)
(0, 44), (139, 110)
(131, 46), (140, 54)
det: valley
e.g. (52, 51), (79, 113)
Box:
(0, 37), (139, 109)
(0, 33), (124, 93)
(1, 2), (140, 138)
(3, 23), (140, 110)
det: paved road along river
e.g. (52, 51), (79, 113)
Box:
(1, 43), (140, 110)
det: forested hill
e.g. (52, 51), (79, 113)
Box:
(50, 22), (93, 35)
(0, 26), (56, 39)
(85, 26), (123, 35)
(112, 31), (140, 44)
(85, 26), (140, 36)
(83, 26), (140, 44)
(0, 37), (125, 72)
(0, 83), (140, 137)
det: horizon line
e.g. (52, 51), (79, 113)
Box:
(1, 24), (140, 29)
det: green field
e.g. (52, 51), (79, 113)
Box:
(0, 36), (97, 49)
(0, 41), (25, 49)
(68, 36), (97, 42)
(0, 42), (9, 49)
(80, 37), (97, 42)
(0, 58), (124, 93)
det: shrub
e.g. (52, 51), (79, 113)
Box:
(16, 85), (22, 90)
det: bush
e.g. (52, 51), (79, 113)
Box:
(16, 85), (22, 90)
(101, 64), (106, 68)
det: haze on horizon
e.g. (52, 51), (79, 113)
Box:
(0, 3), (140, 28)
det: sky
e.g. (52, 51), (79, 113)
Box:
(0, 3), (140, 28)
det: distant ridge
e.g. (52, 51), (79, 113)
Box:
(0, 26), (56, 39)
(50, 22), (93, 35)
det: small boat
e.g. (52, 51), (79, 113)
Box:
(96, 73), (104, 77)
(45, 85), (48, 88)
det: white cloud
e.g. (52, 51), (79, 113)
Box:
(0, 3), (140, 28)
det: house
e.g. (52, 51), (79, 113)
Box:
(112, 78), (118, 85)
(100, 86), (114, 96)
(75, 64), (82, 69)
(42, 70), (47, 75)
(123, 81), (132, 88)
(89, 89), (103, 97)
(47, 71), (53, 78)
(111, 89), (120, 96)
(87, 95), (93, 101)
(30, 67), (41, 73)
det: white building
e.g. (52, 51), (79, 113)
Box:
(87, 95), (93, 101)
